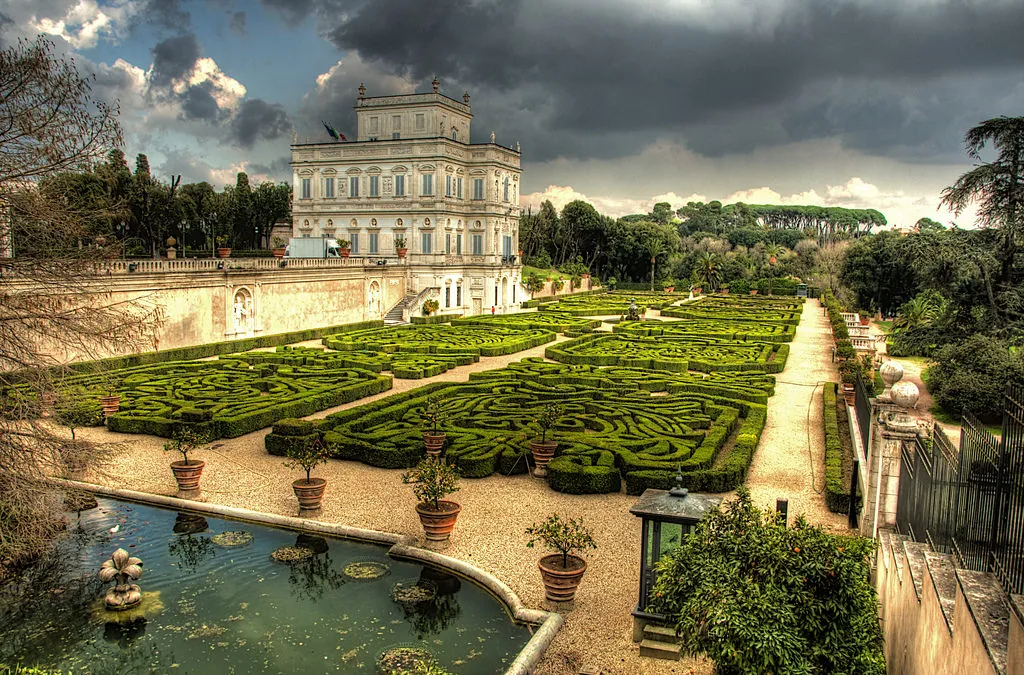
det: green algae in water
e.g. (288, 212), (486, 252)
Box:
(345, 560), (391, 580)
(210, 530), (252, 547)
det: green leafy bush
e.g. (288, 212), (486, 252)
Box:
(647, 488), (885, 675)
(525, 513), (596, 568)
(928, 334), (1024, 422)
(402, 458), (460, 510)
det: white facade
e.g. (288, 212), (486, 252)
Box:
(290, 81), (523, 317)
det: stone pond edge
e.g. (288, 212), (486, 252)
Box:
(49, 478), (564, 675)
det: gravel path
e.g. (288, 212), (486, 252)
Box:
(73, 333), (712, 675)
(742, 299), (850, 532)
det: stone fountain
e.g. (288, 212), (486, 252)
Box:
(99, 548), (143, 611)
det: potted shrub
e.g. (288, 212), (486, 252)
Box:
(422, 299), (440, 317)
(663, 278), (675, 293)
(402, 458), (461, 544)
(525, 513), (597, 603)
(395, 235), (408, 258)
(164, 428), (210, 497)
(421, 394), (447, 456)
(271, 235), (287, 258)
(215, 234), (231, 259)
(529, 403), (564, 477)
(337, 238), (352, 258)
(284, 437), (330, 513)
(98, 375), (122, 419)
(551, 278), (565, 296)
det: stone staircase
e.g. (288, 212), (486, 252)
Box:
(638, 623), (682, 661)
(384, 294), (416, 325)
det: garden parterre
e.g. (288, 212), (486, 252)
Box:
(267, 358), (771, 495)
(450, 312), (601, 335)
(321, 324), (556, 356)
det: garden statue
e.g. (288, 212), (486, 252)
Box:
(627, 298), (641, 322)
(100, 548), (144, 611)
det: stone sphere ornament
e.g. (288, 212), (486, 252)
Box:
(890, 380), (920, 409)
(879, 359), (904, 397)
(99, 548), (144, 611)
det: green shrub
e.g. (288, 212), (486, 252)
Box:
(928, 334), (1024, 422)
(822, 382), (853, 514)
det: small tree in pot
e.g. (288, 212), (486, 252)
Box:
(526, 513), (596, 603)
(284, 437), (330, 513)
(529, 402), (564, 477)
(271, 235), (287, 258)
(164, 427), (210, 498)
(395, 235), (408, 258)
(421, 394), (448, 457)
(402, 458), (461, 545)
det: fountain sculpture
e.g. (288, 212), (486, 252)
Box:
(99, 548), (143, 611)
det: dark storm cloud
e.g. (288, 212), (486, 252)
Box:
(228, 11), (246, 35)
(180, 81), (221, 122)
(260, 0), (318, 28)
(149, 34), (202, 88)
(0, 11), (13, 48)
(249, 157), (293, 182)
(136, 0), (192, 32)
(288, 0), (1024, 162)
(231, 99), (291, 148)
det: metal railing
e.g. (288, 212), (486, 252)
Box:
(895, 386), (1024, 597)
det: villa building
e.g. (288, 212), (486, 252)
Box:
(290, 79), (523, 317)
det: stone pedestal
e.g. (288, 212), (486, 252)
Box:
(862, 400), (920, 535)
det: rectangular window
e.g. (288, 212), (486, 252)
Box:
(503, 178), (509, 202)
(415, 113), (425, 130)
(503, 235), (512, 258)
(301, 178), (311, 199)
(472, 234), (483, 255)
(446, 175), (452, 197)
(350, 233), (359, 254)
(457, 177), (463, 199)
(473, 178), (484, 200)
(369, 176), (379, 197)
(445, 233), (451, 254)
(392, 132), (400, 140)
(369, 232), (378, 254)
(456, 234), (462, 254)
(324, 177), (334, 198)
(395, 175), (405, 197)
(392, 115), (401, 131)
(421, 231), (432, 254)
(445, 287), (451, 308)
(456, 286), (462, 306)
(422, 174), (433, 196)
(349, 176), (359, 197)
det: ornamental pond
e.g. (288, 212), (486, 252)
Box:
(0, 498), (532, 674)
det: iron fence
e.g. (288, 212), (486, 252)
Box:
(895, 386), (1024, 597)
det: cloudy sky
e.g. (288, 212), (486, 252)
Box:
(6, 0), (1024, 227)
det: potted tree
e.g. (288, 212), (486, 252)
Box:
(215, 234), (232, 259)
(164, 428), (210, 497)
(422, 299), (440, 317)
(271, 235), (287, 258)
(395, 235), (408, 258)
(402, 458), (461, 544)
(525, 513), (597, 603)
(421, 394), (447, 456)
(98, 375), (122, 419)
(529, 403), (564, 477)
(284, 437), (330, 513)
(337, 238), (352, 258)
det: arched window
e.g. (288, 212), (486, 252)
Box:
(451, 128), (457, 141)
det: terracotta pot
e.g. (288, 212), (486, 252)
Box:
(423, 431), (446, 457)
(292, 477), (327, 511)
(170, 459), (205, 495)
(538, 553), (588, 602)
(749, 290), (758, 296)
(99, 394), (121, 418)
(664, 286), (674, 293)
(415, 500), (461, 543)
(340, 247), (351, 259)
(396, 247), (408, 258)
(529, 439), (557, 477)
(272, 247), (286, 258)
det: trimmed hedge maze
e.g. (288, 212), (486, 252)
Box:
(321, 324), (555, 357)
(615, 318), (796, 343)
(546, 334), (790, 373)
(267, 359), (770, 494)
(661, 296), (803, 324)
(54, 352), (392, 439)
(450, 312), (601, 335)
(224, 346), (478, 380)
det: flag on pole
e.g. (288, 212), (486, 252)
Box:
(322, 121), (339, 140)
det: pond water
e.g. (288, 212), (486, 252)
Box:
(0, 498), (532, 674)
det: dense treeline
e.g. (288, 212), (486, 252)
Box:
(16, 150), (291, 257)
(519, 198), (835, 292)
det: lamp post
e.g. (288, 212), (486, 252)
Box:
(628, 471), (720, 641)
